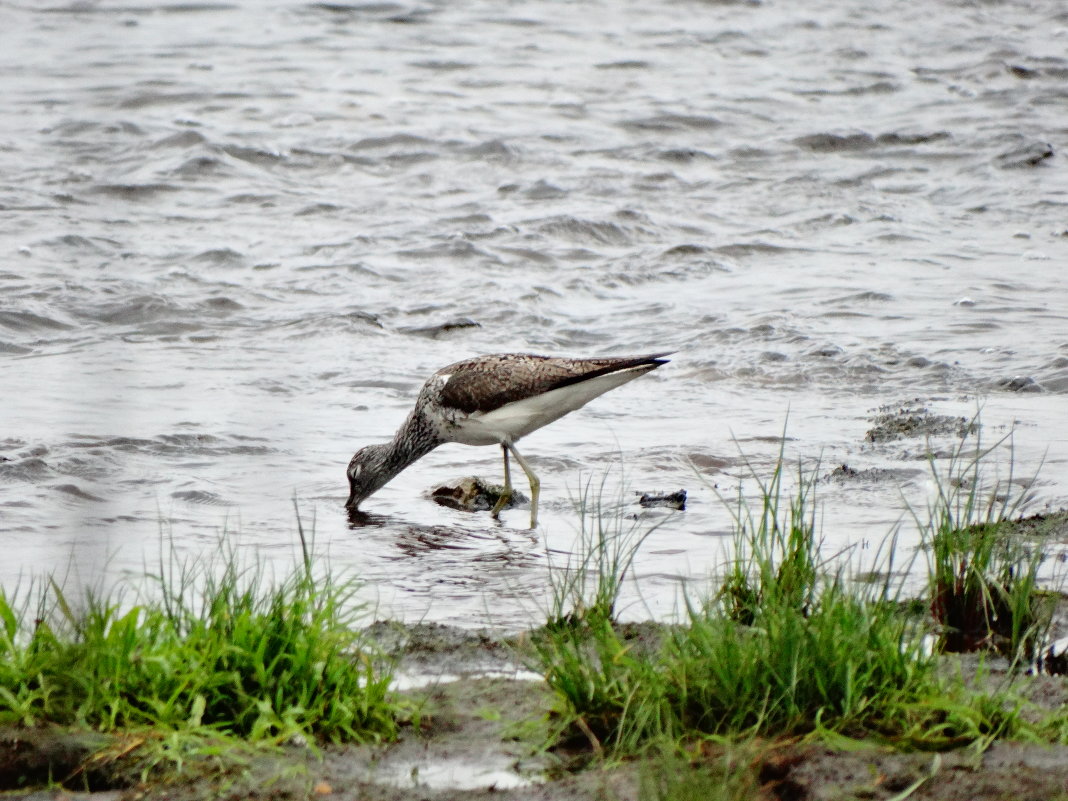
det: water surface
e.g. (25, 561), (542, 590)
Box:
(2, 0), (1067, 627)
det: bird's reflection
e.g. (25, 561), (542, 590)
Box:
(343, 501), (539, 562)
(345, 506), (387, 528)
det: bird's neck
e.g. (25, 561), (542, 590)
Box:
(383, 410), (441, 477)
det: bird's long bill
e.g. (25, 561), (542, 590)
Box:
(345, 476), (359, 508)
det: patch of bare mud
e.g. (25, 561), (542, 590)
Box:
(821, 463), (918, 484)
(1010, 511), (1068, 542)
(367, 620), (526, 681)
(762, 742), (1068, 801)
(864, 400), (974, 444)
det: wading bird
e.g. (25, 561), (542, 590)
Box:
(345, 352), (671, 527)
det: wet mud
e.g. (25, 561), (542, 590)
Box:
(864, 401), (975, 444)
(9, 605), (1068, 801)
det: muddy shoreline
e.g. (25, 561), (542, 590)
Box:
(7, 613), (1068, 801)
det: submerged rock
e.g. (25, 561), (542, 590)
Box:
(430, 476), (526, 512)
(636, 489), (687, 510)
(999, 374), (1044, 392)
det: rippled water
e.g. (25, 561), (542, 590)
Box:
(2, 0), (1067, 628)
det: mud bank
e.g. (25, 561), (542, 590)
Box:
(7, 611), (1068, 801)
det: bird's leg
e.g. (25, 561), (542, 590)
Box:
(502, 443), (512, 492)
(505, 443), (540, 528)
(491, 443), (513, 519)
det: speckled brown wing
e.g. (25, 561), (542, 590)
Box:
(436, 353), (671, 415)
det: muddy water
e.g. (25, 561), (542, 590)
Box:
(2, 0), (1067, 628)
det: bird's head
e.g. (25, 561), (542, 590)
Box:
(345, 443), (394, 509)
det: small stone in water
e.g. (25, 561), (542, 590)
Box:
(431, 477), (525, 512)
(637, 489), (687, 510)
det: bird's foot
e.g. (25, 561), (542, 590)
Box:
(490, 487), (513, 519)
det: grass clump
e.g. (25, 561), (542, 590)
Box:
(536, 436), (1049, 759)
(667, 457), (936, 743)
(920, 427), (1053, 660)
(533, 474), (668, 751)
(718, 454), (821, 624)
(0, 535), (397, 749)
(537, 457), (940, 754)
(667, 585), (931, 740)
(544, 473), (662, 628)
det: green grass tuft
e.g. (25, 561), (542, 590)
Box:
(0, 535), (398, 746)
(544, 473), (662, 628)
(918, 424), (1053, 661)
(638, 742), (761, 801)
(536, 425), (1052, 757)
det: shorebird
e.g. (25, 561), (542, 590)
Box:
(345, 352), (671, 527)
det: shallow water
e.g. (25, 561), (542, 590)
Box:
(2, 0), (1067, 628)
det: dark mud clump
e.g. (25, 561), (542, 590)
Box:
(821, 463), (906, 483)
(635, 489), (687, 510)
(865, 400), (973, 443)
(1006, 510), (1068, 540)
(0, 727), (114, 791)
